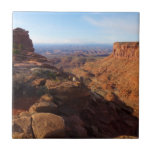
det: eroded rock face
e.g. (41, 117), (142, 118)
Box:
(13, 28), (34, 52)
(31, 113), (65, 138)
(113, 42), (139, 59)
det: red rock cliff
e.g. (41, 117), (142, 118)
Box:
(13, 28), (34, 52)
(113, 42), (139, 59)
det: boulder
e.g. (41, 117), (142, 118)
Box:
(19, 111), (31, 117)
(31, 113), (65, 138)
(45, 80), (59, 89)
(39, 94), (53, 102)
(29, 100), (57, 113)
(32, 78), (46, 87)
(12, 115), (33, 138)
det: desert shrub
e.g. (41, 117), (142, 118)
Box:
(13, 49), (20, 55)
(18, 44), (22, 50)
(48, 71), (56, 79)
(55, 77), (61, 82)
(13, 44), (23, 55)
(36, 86), (48, 96)
(107, 74), (112, 80)
(13, 79), (36, 97)
(32, 68), (57, 80)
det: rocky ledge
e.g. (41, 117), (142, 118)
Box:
(113, 42), (139, 59)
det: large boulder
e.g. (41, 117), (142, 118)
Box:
(12, 115), (33, 138)
(31, 113), (65, 138)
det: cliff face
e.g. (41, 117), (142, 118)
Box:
(113, 42), (139, 59)
(13, 28), (34, 52)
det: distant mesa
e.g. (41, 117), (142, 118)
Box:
(113, 42), (139, 59)
(13, 28), (34, 52)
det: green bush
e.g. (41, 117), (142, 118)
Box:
(13, 43), (23, 55)
(32, 68), (57, 80)
(48, 72), (56, 80)
(13, 49), (20, 55)
(36, 86), (48, 96)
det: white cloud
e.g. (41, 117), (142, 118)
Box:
(84, 16), (139, 35)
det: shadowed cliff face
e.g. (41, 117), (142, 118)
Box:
(13, 28), (34, 52)
(113, 42), (139, 59)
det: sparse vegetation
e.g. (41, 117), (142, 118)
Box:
(13, 44), (23, 55)
(32, 68), (57, 80)
(13, 48), (20, 55)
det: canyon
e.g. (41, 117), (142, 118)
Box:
(71, 42), (139, 117)
(12, 28), (139, 138)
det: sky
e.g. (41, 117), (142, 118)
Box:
(13, 12), (139, 44)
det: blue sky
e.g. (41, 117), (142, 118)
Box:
(13, 12), (139, 44)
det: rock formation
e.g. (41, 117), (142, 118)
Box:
(13, 28), (34, 52)
(32, 113), (65, 138)
(13, 28), (48, 63)
(113, 42), (139, 59)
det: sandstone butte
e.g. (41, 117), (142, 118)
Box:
(13, 28), (34, 52)
(113, 42), (139, 59)
(12, 28), (139, 139)
(13, 28), (47, 63)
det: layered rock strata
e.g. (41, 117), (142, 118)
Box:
(113, 42), (139, 59)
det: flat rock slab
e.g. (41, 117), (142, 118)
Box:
(31, 113), (65, 138)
